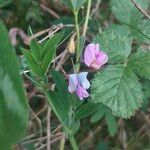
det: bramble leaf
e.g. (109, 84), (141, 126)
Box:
(94, 25), (132, 64)
(129, 49), (150, 80)
(90, 65), (143, 118)
(111, 0), (150, 43)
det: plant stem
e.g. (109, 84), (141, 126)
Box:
(74, 11), (80, 65)
(69, 135), (79, 150)
(82, 0), (92, 36)
(41, 85), (79, 150)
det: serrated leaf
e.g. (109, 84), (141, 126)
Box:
(95, 25), (132, 64)
(129, 50), (150, 80)
(111, 0), (148, 24)
(0, 21), (28, 149)
(131, 19), (150, 43)
(111, 0), (150, 43)
(29, 40), (41, 61)
(22, 49), (41, 77)
(90, 64), (143, 118)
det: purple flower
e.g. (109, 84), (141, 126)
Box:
(68, 72), (90, 100)
(84, 43), (108, 70)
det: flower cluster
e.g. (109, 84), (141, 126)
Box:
(68, 43), (108, 100)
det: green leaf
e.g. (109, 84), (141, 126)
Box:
(90, 104), (105, 123)
(111, 0), (148, 24)
(29, 40), (41, 61)
(105, 109), (117, 136)
(75, 102), (99, 120)
(129, 49), (150, 80)
(90, 65), (143, 118)
(131, 19), (150, 44)
(46, 71), (82, 135)
(91, 104), (117, 136)
(41, 32), (63, 60)
(0, 21), (28, 149)
(61, 0), (87, 10)
(94, 25), (132, 64)
(41, 33), (63, 75)
(22, 49), (41, 77)
(111, 0), (150, 43)
(0, 0), (12, 8)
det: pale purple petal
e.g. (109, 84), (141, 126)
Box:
(84, 44), (96, 67)
(76, 85), (89, 100)
(91, 51), (108, 70)
(68, 74), (78, 93)
(77, 72), (90, 89)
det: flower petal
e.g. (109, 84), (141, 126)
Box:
(91, 51), (108, 69)
(76, 85), (89, 100)
(84, 44), (96, 67)
(68, 74), (78, 93)
(78, 72), (90, 89)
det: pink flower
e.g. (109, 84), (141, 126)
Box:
(84, 43), (108, 70)
(68, 72), (90, 100)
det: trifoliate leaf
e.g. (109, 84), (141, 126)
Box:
(90, 65), (143, 118)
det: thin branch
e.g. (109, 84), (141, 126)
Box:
(130, 0), (150, 19)
(40, 4), (60, 19)
(47, 107), (51, 150)
(21, 133), (63, 145)
(35, 136), (62, 150)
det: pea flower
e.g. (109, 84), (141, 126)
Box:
(68, 72), (90, 100)
(84, 43), (108, 70)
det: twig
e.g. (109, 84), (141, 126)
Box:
(47, 107), (51, 150)
(79, 121), (105, 147)
(35, 136), (62, 150)
(130, 0), (150, 19)
(21, 133), (63, 145)
(91, 0), (102, 17)
(28, 105), (43, 146)
(51, 125), (62, 134)
(40, 4), (60, 19)
(55, 50), (68, 71)
(9, 24), (75, 46)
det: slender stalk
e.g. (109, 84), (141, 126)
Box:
(69, 135), (79, 150)
(59, 134), (66, 150)
(82, 0), (92, 36)
(74, 11), (80, 64)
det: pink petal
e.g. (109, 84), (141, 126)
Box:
(78, 72), (90, 89)
(91, 51), (108, 70)
(76, 85), (89, 100)
(84, 44), (96, 67)
(68, 74), (78, 93)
